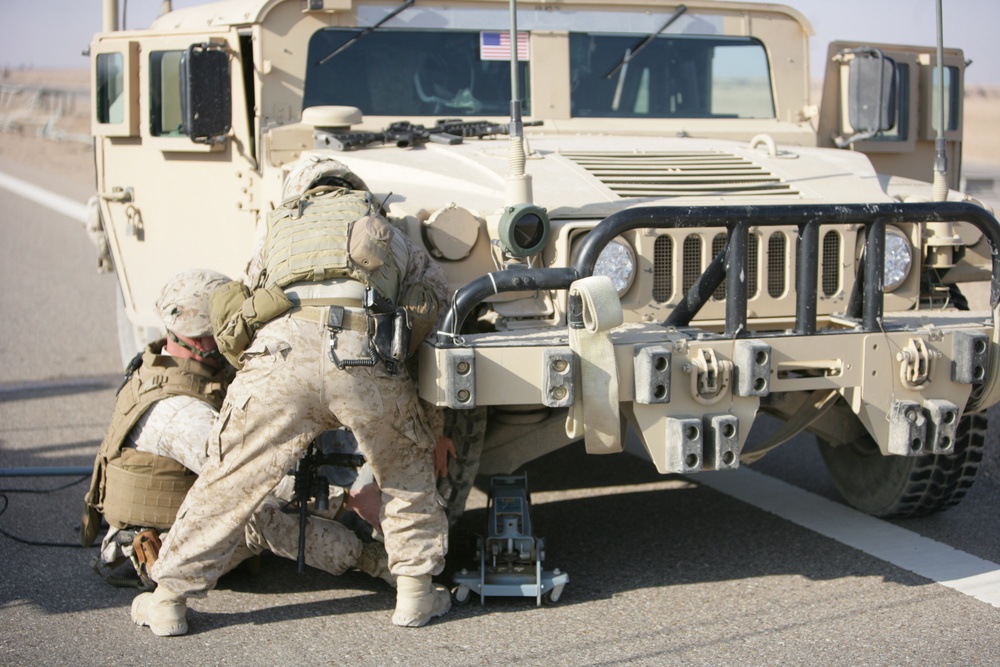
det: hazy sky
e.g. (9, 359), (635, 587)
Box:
(1, 0), (998, 85)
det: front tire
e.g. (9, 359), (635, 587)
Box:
(818, 412), (985, 517)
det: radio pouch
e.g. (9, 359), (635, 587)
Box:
(211, 282), (292, 369)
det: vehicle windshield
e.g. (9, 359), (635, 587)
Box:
(570, 34), (774, 118)
(305, 29), (530, 117)
(303, 28), (773, 120)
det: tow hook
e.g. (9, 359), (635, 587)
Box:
(897, 338), (940, 388)
(685, 348), (732, 404)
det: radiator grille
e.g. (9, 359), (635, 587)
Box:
(767, 232), (786, 298)
(636, 225), (854, 315)
(822, 231), (841, 297)
(653, 235), (673, 302)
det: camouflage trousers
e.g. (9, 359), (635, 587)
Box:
(151, 313), (446, 598)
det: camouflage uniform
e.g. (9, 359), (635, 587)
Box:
(89, 269), (381, 586)
(151, 202), (449, 599)
(127, 382), (375, 579)
(128, 392), (217, 472)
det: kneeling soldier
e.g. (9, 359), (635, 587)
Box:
(82, 269), (392, 595)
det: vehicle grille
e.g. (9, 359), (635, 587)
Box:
(558, 149), (852, 321)
(822, 230), (841, 297)
(649, 227), (849, 318)
(560, 150), (800, 199)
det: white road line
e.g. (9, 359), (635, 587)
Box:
(0, 170), (88, 223)
(698, 467), (1000, 608)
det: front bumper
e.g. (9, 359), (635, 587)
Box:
(420, 202), (1000, 473)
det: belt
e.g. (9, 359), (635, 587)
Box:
(288, 305), (369, 332)
(284, 279), (366, 306)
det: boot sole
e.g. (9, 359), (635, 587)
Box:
(391, 591), (452, 627)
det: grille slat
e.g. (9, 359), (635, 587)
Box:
(653, 236), (673, 303)
(682, 236), (702, 296)
(822, 230), (841, 297)
(709, 232), (760, 300)
(767, 232), (787, 298)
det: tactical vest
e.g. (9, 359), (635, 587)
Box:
(80, 341), (230, 546)
(257, 188), (402, 304)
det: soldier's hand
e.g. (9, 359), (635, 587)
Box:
(434, 436), (457, 479)
(346, 482), (383, 534)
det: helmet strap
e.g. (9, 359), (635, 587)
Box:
(167, 330), (225, 366)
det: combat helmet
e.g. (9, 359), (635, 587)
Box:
(281, 155), (369, 201)
(155, 268), (231, 338)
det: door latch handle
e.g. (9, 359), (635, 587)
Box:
(99, 186), (133, 203)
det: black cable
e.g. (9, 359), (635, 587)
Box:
(0, 474), (92, 548)
(0, 474), (89, 494)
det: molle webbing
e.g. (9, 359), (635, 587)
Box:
(103, 449), (195, 530)
(260, 189), (374, 290)
(81, 342), (229, 542)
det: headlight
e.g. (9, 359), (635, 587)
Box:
(594, 237), (637, 296)
(884, 226), (913, 291)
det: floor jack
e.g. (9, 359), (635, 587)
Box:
(452, 474), (569, 606)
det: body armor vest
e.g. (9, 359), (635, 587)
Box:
(80, 341), (229, 546)
(258, 188), (402, 304)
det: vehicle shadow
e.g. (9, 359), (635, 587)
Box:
(440, 438), (935, 616)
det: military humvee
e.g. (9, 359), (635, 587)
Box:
(88, 0), (1000, 520)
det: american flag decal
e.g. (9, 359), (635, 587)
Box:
(479, 31), (529, 61)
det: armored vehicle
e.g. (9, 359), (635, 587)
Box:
(88, 0), (1000, 520)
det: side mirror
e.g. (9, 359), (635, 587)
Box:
(835, 48), (896, 147)
(179, 44), (231, 143)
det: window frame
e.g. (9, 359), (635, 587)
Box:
(91, 41), (139, 137)
(567, 32), (776, 120)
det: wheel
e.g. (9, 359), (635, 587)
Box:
(452, 585), (471, 606)
(818, 412), (986, 517)
(544, 584), (565, 605)
(437, 407), (488, 527)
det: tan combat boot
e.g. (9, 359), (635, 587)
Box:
(391, 575), (451, 627)
(130, 585), (188, 636)
(354, 541), (396, 587)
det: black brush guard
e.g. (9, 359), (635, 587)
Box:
(440, 202), (1000, 343)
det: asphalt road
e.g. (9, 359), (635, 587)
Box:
(2, 159), (1000, 666)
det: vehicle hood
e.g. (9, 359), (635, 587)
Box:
(318, 133), (893, 221)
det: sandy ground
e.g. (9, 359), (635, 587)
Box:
(0, 69), (93, 185)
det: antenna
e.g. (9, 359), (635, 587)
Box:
(932, 0), (948, 201)
(505, 0), (532, 206)
(496, 0), (549, 266)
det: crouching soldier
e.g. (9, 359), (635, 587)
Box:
(131, 163), (452, 636)
(81, 269), (392, 591)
